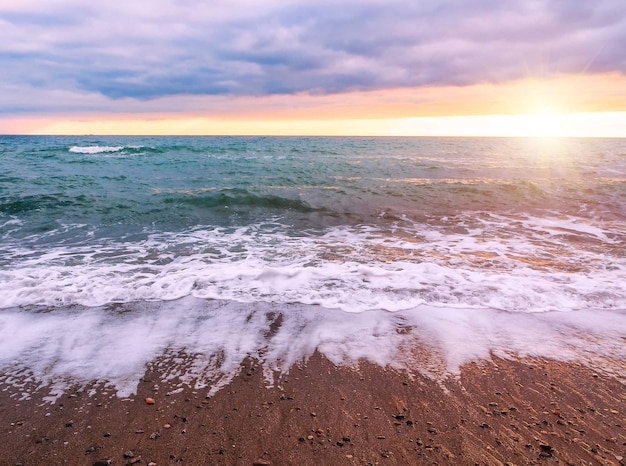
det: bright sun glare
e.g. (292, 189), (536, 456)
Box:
(522, 109), (567, 138)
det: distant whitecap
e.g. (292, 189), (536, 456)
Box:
(69, 145), (125, 154)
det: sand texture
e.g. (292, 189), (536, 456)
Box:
(1, 354), (625, 466)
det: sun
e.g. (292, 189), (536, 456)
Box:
(522, 108), (568, 138)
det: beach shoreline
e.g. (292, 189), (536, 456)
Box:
(2, 353), (624, 466)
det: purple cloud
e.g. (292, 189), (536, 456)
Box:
(1, 0), (624, 112)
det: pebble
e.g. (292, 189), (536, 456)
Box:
(85, 446), (96, 453)
(123, 451), (135, 458)
(163, 423), (171, 429)
(145, 397), (155, 405)
(148, 463), (157, 466)
(539, 444), (555, 457)
(92, 461), (110, 466)
(252, 460), (271, 466)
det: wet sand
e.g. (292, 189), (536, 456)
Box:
(1, 353), (625, 466)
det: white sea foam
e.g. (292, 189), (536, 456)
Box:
(69, 145), (125, 154)
(1, 215), (625, 400)
(0, 216), (624, 313)
(0, 299), (624, 401)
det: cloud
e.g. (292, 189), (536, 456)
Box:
(1, 0), (625, 113)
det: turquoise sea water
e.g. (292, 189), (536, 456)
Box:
(1, 136), (625, 397)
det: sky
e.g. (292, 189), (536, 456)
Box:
(1, 0), (625, 136)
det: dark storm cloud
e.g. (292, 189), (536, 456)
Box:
(1, 0), (625, 110)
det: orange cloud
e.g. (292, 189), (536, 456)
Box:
(2, 73), (625, 137)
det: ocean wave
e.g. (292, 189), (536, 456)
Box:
(0, 217), (624, 313)
(68, 145), (163, 156)
(69, 145), (126, 154)
(163, 189), (321, 213)
(0, 193), (92, 216)
(0, 194), (73, 215)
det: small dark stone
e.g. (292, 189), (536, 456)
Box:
(539, 444), (554, 453)
(65, 422), (73, 428)
(479, 423), (490, 429)
(93, 461), (110, 466)
(337, 441), (344, 447)
(393, 414), (405, 420)
(298, 437), (305, 442)
(406, 420), (414, 426)
(103, 432), (111, 438)
(342, 436), (351, 442)
(182, 417), (187, 423)
(123, 451), (134, 459)
(85, 446), (96, 453)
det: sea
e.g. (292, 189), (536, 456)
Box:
(1, 135), (625, 399)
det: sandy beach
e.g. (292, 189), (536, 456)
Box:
(2, 353), (624, 466)
(2, 136), (626, 466)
